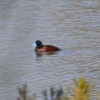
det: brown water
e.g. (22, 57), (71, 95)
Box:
(0, 0), (100, 100)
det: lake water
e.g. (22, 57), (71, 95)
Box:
(0, 0), (100, 100)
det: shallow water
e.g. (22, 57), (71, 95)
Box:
(0, 0), (100, 100)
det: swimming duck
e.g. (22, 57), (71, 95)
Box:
(32, 40), (60, 52)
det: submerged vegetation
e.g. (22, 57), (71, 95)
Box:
(17, 77), (99, 100)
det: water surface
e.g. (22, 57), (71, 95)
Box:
(0, 0), (100, 100)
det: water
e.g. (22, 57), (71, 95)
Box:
(0, 0), (100, 100)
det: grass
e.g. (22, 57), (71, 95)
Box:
(42, 87), (63, 100)
(17, 84), (36, 100)
(17, 77), (99, 100)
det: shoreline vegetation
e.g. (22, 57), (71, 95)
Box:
(17, 77), (100, 100)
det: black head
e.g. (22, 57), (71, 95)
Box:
(35, 40), (43, 48)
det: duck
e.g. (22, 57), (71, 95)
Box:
(32, 40), (60, 52)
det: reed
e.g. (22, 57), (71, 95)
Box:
(42, 87), (63, 100)
(70, 77), (94, 100)
(17, 84), (36, 100)
(17, 77), (99, 100)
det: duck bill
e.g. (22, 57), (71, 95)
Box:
(32, 43), (36, 47)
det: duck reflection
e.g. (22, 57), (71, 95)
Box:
(35, 51), (57, 57)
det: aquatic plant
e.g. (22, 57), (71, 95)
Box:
(17, 77), (99, 100)
(42, 87), (63, 100)
(71, 77), (94, 100)
(17, 84), (36, 100)
(60, 77), (94, 100)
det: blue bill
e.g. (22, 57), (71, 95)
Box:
(32, 43), (36, 47)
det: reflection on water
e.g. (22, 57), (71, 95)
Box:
(0, 0), (100, 100)
(35, 51), (58, 57)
